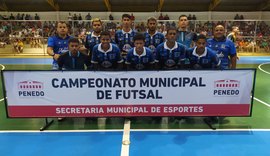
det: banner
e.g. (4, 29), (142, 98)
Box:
(2, 70), (255, 117)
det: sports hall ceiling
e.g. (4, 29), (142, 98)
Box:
(0, 0), (270, 12)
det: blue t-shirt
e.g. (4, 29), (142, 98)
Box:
(115, 29), (136, 56)
(85, 32), (101, 53)
(47, 35), (72, 66)
(155, 42), (186, 69)
(186, 47), (221, 69)
(126, 47), (155, 70)
(176, 30), (197, 48)
(207, 37), (236, 69)
(144, 31), (165, 53)
(91, 43), (123, 69)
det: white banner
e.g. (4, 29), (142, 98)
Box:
(2, 70), (255, 117)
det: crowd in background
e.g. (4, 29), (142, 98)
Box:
(0, 13), (269, 53)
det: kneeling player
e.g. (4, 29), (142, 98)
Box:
(91, 31), (124, 70)
(58, 38), (91, 70)
(125, 33), (155, 70)
(186, 34), (221, 69)
(155, 27), (186, 70)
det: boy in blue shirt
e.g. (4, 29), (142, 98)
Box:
(84, 18), (103, 55)
(115, 14), (136, 58)
(91, 31), (123, 70)
(125, 33), (155, 70)
(155, 27), (186, 70)
(144, 17), (165, 54)
(186, 34), (220, 69)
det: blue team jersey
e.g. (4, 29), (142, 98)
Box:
(186, 47), (221, 69)
(207, 37), (236, 69)
(115, 29), (136, 55)
(85, 32), (101, 53)
(47, 35), (72, 66)
(155, 42), (186, 69)
(176, 30), (197, 48)
(144, 31), (165, 52)
(126, 47), (155, 70)
(91, 43), (123, 69)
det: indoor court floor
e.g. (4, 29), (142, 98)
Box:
(0, 55), (270, 156)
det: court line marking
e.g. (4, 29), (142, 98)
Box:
(1, 129), (270, 133)
(258, 62), (270, 75)
(0, 64), (5, 70)
(130, 129), (270, 132)
(254, 97), (270, 108)
(256, 62), (270, 107)
(121, 119), (131, 156)
(0, 130), (124, 133)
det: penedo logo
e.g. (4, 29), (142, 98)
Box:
(213, 79), (240, 96)
(18, 80), (45, 97)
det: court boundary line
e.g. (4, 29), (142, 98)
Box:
(121, 119), (131, 156)
(0, 64), (5, 70)
(0, 130), (123, 133)
(258, 62), (270, 75)
(130, 129), (270, 132)
(254, 97), (270, 108)
(1, 129), (270, 133)
(256, 62), (270, 107)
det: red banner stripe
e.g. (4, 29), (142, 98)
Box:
(8, 104), (250, 117)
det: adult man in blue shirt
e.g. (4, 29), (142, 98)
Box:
(91, 31), (123, 70)
(207, 25), (237, 69)
(47, 21), (72, 69)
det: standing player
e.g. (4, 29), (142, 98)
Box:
(155, 27), (186, 70)
(227, 26), (239, 43)
(186, 34), (220, 69)
(207, 25), (237, 69)
(58, 38), (91, 70)
(91, 31), (123, 70)
(47, 21), (72, 69)
(176, 15), (197, 48)
(125, 33), (155, 70)
(227, 26), (240, 60)
(144, 17), (165, 54)
(115, 14), (136, 58)
(84, 18), (103, 55)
